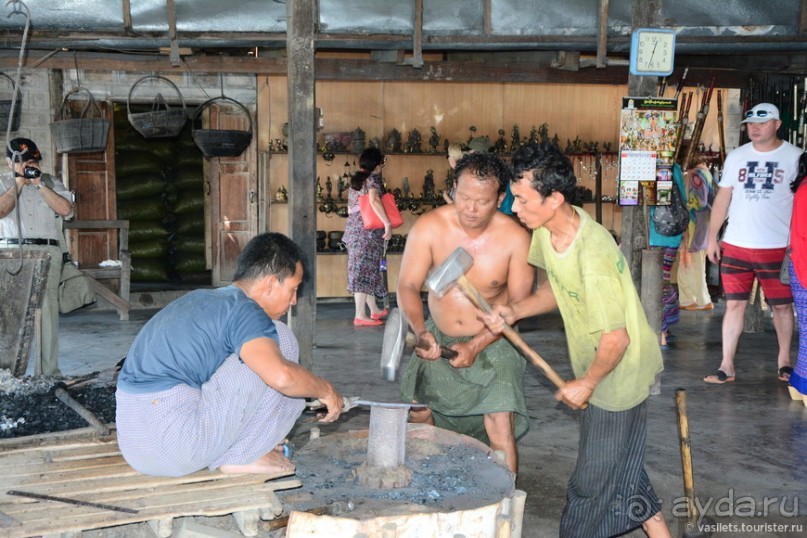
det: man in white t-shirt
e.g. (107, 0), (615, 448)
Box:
(705, 103), (799, 385)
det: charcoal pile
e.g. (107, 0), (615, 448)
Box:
(0, 370), (116, 439)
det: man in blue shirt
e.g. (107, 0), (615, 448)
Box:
(116, 232), (344, 477)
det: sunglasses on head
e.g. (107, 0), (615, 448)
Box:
(745, 109), (773, 119)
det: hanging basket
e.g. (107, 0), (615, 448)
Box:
(0, 72), (21, 132)
(127, 75), (188, 138)
(50, 87), (110, 154)
(191, 96), (253, 158)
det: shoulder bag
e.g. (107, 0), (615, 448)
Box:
(358, 192), (403, 230)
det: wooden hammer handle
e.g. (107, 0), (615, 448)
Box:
(406, 333), (459, 359)
(675, 389), (698, 522)
(457, 276), (587, 408)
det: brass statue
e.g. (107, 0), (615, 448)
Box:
(405, 128), (422, 153)
(386, 128), (402, 153)
(351, 127), (366, 155)
(423, 169), (435, 200)
(428, 126), (441, 153)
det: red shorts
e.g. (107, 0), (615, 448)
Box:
(720, 243), (793, 304)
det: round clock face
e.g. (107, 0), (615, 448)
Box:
(630, 29), (675, 76)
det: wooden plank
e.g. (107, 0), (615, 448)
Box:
(0, 457), (125, 481)
(0, 438), (120, 461)
(0, 436), (300, 538)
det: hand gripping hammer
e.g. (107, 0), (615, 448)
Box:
(424, 246), (586, 409)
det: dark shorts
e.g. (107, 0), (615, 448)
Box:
(720, 243), (793, 305)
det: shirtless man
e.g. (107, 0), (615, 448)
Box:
(397, 152), (533, 473)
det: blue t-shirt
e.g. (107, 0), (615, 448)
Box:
(117, 286), (278, 394)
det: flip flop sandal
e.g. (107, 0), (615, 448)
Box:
(704, 370), (736, 384)
(778, 366), (793, 382)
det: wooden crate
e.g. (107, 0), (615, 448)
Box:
(0, 431), (300, 537)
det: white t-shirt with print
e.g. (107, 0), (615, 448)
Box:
(718, 140), (801, 249)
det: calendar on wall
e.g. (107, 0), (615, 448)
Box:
(618, 97), (678, 206)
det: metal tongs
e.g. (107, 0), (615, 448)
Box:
(306, 396), (427, 413)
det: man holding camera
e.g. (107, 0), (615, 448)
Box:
(0, 137), (74, 376)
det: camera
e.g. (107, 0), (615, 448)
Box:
(23, 167), (41, 179)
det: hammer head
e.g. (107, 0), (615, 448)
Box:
(425, 247), (474, 297)
(380, 307), (406, 381)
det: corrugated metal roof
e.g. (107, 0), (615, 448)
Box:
(0, 0), (801, 52)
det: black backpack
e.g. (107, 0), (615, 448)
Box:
(653, 178), (689, 236)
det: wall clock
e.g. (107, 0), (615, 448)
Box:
(629, 28), (676, 77)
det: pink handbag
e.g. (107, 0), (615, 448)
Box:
(358, 192), (403, 230)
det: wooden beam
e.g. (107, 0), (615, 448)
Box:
(597, 0), (609, 68)
(286, 0), (317, 370)
(0, 50), (750, 87)
(122, 0), (132, 32)
(411, 0), (423, 68)
(166, 0), (180, 67)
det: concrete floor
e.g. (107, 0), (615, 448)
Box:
(40, 298), (807, 537)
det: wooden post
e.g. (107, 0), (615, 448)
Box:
(620, 0), (662, 288)
(286, 0), (318, 369)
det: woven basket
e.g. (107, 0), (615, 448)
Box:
(50, 87), (110, 154)
(127, 75), (188, 138)
(191, 96), (253, 157)
(0, 72), (21, 132)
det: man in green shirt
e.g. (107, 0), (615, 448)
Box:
(482, 142), (671, 538)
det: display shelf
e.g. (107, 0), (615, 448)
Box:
(268, 142), (620, 298)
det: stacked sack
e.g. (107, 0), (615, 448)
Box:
(114, 103), (207, 284)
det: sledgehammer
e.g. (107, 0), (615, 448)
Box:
(425, 247), (586, 409)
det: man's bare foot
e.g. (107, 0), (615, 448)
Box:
(219, 449), (295, 475)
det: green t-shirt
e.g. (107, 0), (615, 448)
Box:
(528, 207), (662, 411)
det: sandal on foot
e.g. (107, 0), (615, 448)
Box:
(704, 370), (735, 384)
(354, 318), (383, 327)
(371, 309), (389, 321)
(778, 366), (793, 382)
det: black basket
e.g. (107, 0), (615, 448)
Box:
(191, 96), (253, 157)
(50, 87), (110, 154)
(127, 75), (188, 138)
(0, 72), (21, 132)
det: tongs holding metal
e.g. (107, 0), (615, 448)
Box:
(306, 396), (427, 413)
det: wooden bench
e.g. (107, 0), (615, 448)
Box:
(63, 220), (131, 321)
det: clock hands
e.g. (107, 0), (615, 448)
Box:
(648, 41), (658, 67)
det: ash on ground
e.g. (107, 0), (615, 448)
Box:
(0, 369), (117, 438)
(277, 433), (514, 518)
